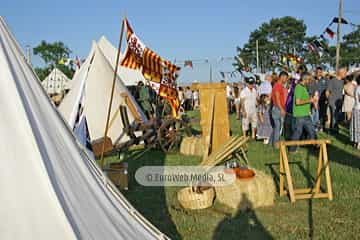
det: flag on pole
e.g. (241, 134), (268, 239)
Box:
(121, 18), (181, 117)
(325, 28), (335, 39)
(75, 56), (81, 68)
(320, 34), (329, 44)
(184, 60), (193, 68)
(307, 43), (316, 52)
(332, 17), (348, 24)
(58, 58), (65, 65)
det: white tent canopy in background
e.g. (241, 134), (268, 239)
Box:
(98, 35), (146, 86)
(59, 41), (146, 145)
(41, 67), (71, 95)
(0, 16), (166, 239)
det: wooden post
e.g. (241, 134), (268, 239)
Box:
(100, 17), (126, 169)
(279, 146), (285, 196)
(335, 0), (343, 71)
(202, 94), (215, 163)
(322, 143), (333, 200)
(314, 144), (323, 193)
(281, 144), (296, 202)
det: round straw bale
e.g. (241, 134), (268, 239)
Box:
(180, 136), (204, 156)
(215, 170), (275, 210)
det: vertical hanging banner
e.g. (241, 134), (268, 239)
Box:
(121, 18), (181, 117)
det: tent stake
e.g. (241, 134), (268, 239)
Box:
(100, 17), (126, 169)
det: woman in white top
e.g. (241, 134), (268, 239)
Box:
(350, 75), (360, 149)
(343, 76), (356, 122)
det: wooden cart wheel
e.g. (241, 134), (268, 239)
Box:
(157, 117), (191, 152)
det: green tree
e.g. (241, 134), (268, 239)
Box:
(33, 41), (74, 80)
(234, 16), (307, 72)
(340, 26), (360, 67)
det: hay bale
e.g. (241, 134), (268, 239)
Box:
(215, 170), (275, 210)
(180, 136), (204, 156)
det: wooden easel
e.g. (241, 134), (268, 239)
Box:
(279, 139), (333, 203)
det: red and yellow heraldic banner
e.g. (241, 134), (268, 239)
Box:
(121, 18), (180, 117)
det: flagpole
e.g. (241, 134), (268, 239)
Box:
(335, 0), (342, 71)
(99, 16), (126, 169)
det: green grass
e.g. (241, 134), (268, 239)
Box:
(105, 110), (360, 240)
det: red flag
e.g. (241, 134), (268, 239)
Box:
(325, 28), (335, 39)
(184, 60), (193, 68)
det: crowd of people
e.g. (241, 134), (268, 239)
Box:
(223, 66), (360, 150)
(133, 66), (360, 151)
(178, 86), (200, 111)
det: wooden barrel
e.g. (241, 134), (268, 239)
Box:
(180, 136), (204, 156)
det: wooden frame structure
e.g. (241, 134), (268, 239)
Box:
(198, 83), (230, 160)
(279, 139), (333, 203)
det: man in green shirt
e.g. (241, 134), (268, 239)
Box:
(289, 72), (316, 152)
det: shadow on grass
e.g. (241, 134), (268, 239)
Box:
(266, 153), (324, 240)
(213, 194), (273, 240)
(121, 150), (181, 240)
(325, 144), (360, 169)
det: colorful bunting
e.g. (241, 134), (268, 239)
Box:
(325, 27), (335, 39)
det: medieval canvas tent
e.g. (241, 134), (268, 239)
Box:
(41, 67), (71, 95)
(98, 35), (146, 86)
(58, 40), (146, 146)
(0, 16), (166, 239)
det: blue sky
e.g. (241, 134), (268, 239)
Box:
(2, 0), (359, 84)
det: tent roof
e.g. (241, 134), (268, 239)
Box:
(0, 16), (165, 240)
(98, 36), (146, 86)
(59, 41), (146, 144)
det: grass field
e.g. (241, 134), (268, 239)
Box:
(105, 110), (360, 240)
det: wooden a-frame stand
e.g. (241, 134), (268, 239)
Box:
(279, 139), (333, 203)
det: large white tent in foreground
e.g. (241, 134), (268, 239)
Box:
(0, 16), (166, 239)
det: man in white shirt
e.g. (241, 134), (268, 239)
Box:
(259, 74), (273, 97)
(184, 87), (193, 110)
(240, 77), (258, 139)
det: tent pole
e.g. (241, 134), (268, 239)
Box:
(100, 17), (126, 169)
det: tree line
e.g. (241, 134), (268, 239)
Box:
(234, 16), (360, 72)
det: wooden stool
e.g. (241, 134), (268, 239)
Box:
(278, 139), (333, 203)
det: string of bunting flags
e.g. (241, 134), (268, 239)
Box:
(120, 18), (181, 117)
(306, 16), (359, 58)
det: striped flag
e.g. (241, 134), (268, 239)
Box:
(121, 18), (180, 116)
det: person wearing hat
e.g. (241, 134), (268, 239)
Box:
(240, 76), (258, 139)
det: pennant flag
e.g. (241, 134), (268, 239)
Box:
(325, 28), (335, 39)
(184, 60), (193, 68)
(307, 43), (316, 52)
(313, 40), (323, 50)
(219, 71), (225, 79)
(58, 58), (65, 65)
(64, 58), (72, 67)
(320, 34), (329, 44)
(75, 56), (81, 68)
(332, 17), (348, 24)
(121, 18), (180, 117)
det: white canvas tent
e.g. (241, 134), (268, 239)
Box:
(41, 67), (71, 95)
(0, 16), (166, 239)
(98, 35), (146, 86)
(59, 41), (146, 145)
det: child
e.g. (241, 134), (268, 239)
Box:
(311, 90), (320, 131)
(257, 94), (272, 144)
